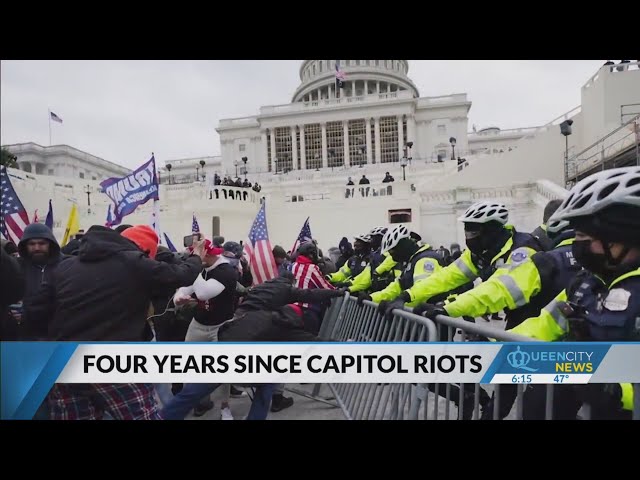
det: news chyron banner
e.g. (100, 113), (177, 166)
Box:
(2, 342), (640, 419)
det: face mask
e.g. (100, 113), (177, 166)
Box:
(390, 238), (415, 263)
(465, 236), (484, 256)
(572, 239), (608, 274)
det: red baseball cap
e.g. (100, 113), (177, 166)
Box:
(203, 239), (224, 256)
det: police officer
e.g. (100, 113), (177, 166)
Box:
(401, 201), (542, 312)
(415, 210), (582, 419)
(356, 225), (444, 315)
(356, 225), (489, 417)
(328, 234), (371, 286)
(509, 166), (640, 420)
(387, 201), (541, 420)
(349, 226), (399, 295)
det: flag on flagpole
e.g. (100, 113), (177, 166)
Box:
(244, 201), (277, 285)
(335, 60), (346, 97)
(192, 214), (200, 233)
(100, 155), (159, 227)
(33, 209), (39, 224)
(163, 232), (177, 253)
(105, 204), (114, 227)
(291, 217), (313, 254)
(50, 111), (63, 124)
(45, 199), (54, 230)
(61, 203), (80, 247)
(150, 200), (161, 243)
(0, 166), (31, 244)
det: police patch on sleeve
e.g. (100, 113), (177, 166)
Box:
(603, 288), (631, 312)
(510, 250), (529, 265)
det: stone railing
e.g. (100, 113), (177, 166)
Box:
(163, 183), (260, 204)
(534, 179), (568, 202)
(281, 183), (417, 203)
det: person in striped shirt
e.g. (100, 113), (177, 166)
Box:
(288, 241), (335, 335)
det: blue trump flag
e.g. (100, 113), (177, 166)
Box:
(100, 156), (159, 227)
(163, 232), (177, 252)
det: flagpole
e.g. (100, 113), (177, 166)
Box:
(48, 109), (52, 146)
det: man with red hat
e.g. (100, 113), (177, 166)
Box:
(173, 237), (240, 419)
(30, 224), (205, 420)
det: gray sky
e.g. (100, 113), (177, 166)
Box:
(1, 60), (604, 169)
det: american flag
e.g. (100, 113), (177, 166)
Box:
(192, 213), (200, 233)
(335, 61), (346, 89)
(0, 166), (30, 244)
(244, 201), (277, 285)
(50, 111), (63, 124)
(291, 216), (313, 254)
(33, 209), (39, 224)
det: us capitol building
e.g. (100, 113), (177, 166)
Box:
(4, 60), (639, 250)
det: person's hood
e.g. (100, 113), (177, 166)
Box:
(18, 223), (61, 261)
(339, 237), (353, 254)
(77, 225), (144, 262)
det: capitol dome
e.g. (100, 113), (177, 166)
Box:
(292, 60), (419, 103)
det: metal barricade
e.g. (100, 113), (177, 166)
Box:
(290, 294), (639, 420)
(321, 295), (440, 420)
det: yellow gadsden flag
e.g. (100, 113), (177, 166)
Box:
(61, 203), (80, 246)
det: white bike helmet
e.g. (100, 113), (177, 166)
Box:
(546, 218), (570, 235)
(548, 166), (640, 222)
(369, 226), (388, 236)
(354, 234), (371, 243)
(458, 201), (509, 225)
(381, 225), (410, 254)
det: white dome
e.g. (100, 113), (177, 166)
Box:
(292, 60), (419, 102)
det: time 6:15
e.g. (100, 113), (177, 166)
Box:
(511, 374), (532, 383)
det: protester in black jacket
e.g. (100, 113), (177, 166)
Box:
(1, 247), (25, 340)
(32, 225), (203, 342)
(16, 223), (64, 339)
(161, 274), (343, 421)
(33, 225), (204, 420)
(218, 273), (343, 342)
(151, 246), (191, 343)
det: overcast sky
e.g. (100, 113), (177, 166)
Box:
(1, 60), (605, 169)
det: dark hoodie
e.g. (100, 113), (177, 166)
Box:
(336, 237), (353, 269)
(17, 223), (64, 339)
(219, 275), (341, 342)
(31, 225), (202, 341)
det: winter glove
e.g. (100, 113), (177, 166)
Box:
(356, 292), (372, 307)
(567, 316), (591, 341)
(580, 383), (624, 413)
(413, 302), (447, 319)
(379, 292), (411, 318)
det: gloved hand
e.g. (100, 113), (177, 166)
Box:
(378, 292), (411, 318)
(580, 383), (623, 413)
(356, 292), (372, 306)
(413, 302), (447, 319)
(567, 316), (591, 341)
(333, 282), (351, 289)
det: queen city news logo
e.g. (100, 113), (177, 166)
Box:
(506, 346), (594, 373)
